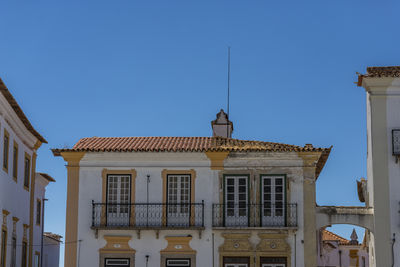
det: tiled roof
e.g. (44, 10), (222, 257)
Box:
(0, 78), (47, 144)
(44, 232), (62, 242)
(322, 230), (349, 245)
(53, 136), (329, 153)
(52, 136), (331, 178)
(364, 66), (400, 78)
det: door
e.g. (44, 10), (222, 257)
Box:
(225, 176), (248, 227)
(107, 175), (131, 226)
(105, 258), (130, 267)
(261, 175), (285, 226)
(167, 175), (190, 226)
(166, 259), (190, 267)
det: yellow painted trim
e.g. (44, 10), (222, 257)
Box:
(12, 217), (19, 223)
(160, 236), (196, 255)
(23, 153), (31, 192)
(22, 224), (29, 242)
(219, 233), (253, 267)
(2, 129), (9, 173)
(101, 169), (137, 226)
(1, 210), (9, 217)
(12, 141), (18, 182)
(33, 141), (42, 150)
(99, 235), (135, 254)
(161, 169), (197, 226)
(28, 152), (37, 267)
(205, 151), (229, 170)
(349, 249), (359, 267)
(60, 152), (85, 267)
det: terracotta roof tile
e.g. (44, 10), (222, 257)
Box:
(364, 66), (400, 78)
(322, 229), (349, 245)
(52, 136), (331, 179)
(0, 78), (47, 143)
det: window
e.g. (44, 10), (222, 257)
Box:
(167, 174), (190, 227)
(224, 175), (248, 227)
(223, 257), (249, 267)
(260, 257), (287, 267)
(261, 175), (286, 226)
(23, 154), (30, 189)
(34, 252), (40, 267)
(3, 130), (9, 172)
(12, 142), (18, 180)
(106, 175), (131, 226)
(166, 259), (190, 267)
(21, 241), (27, 267)
(1, 230), (7, 267)
(36, 199), (41, 225)
(105, 258), (130, 267)
(10, 237), (16, 267)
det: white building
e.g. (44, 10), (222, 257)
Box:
(42, 232), (62, 267)
(0, 78), (57, 267)
(357, 66), (400, 267)
(53, 109), (331, 267)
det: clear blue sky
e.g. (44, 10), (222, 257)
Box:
(1, 0), (399, 265)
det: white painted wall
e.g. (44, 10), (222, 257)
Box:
(363, 77), (400, 267)
(74, 151), (309, 267)
(43, 235), (61, 267)
(0, 93), (37, 267)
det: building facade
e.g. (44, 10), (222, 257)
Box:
(317, 229), (369, 267)
(357, 66), (400, 267)
(42, 232), (62, 267)
(54, 110), (331, 267)
(0, 78), (56, 267)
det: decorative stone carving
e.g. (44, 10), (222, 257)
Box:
(161, 236), (196, 255)
(219, 233), (253, 252)
(256, 233), (290, 252)
(99, 235), (135, 254)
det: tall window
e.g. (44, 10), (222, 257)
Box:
(3, 130), (9, 172)
(167, 174), (191, 227)
(0, 230), (7, 267)
(12, 142), (18, 180)
(34, 252), (40, 267)
(261, 175), (286, 226)
(10, 237), (16, 267)
(21, 241), (27, 267)
(106, 175), (131, 226)
(23, 154), (30, 189)
(224, 175), (248, 227)
(36, 200), (41, 226)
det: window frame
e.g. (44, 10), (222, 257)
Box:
(34, 251), (40, 267)
(21, 240), (27, 267)
(23, 153), (31, 191)
(12, 141), (18, 182)
(3, 129), (9, 173)
(36, 199), (41, 226)
(259, 174), (287, 226)
(10, 236), (16, 267)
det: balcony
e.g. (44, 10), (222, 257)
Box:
(212, 203), (297, 228)
(91, 202), (204, 229)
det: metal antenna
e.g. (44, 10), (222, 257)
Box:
(227, 46), (231, 138)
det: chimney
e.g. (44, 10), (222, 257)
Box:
(211, 109), (233, 138)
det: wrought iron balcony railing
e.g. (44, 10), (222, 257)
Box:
(212, 203), (297, 228)
(91, 201), (204, 229)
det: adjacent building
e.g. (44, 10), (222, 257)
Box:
(53, 109), (331, 267)
(317, 229), (369, 267)
(357, 66), (400, 267)
(0, 78), (57, 267)
(42, 232), (62, 267)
